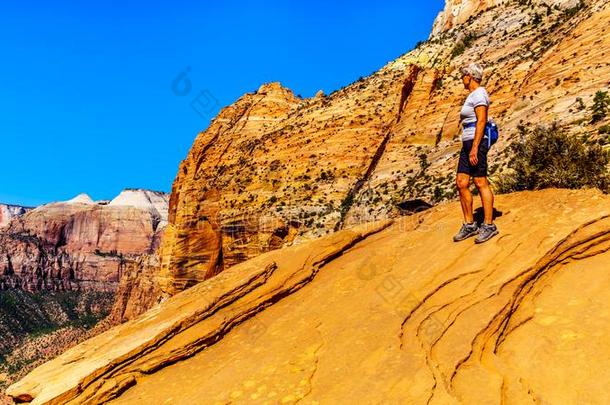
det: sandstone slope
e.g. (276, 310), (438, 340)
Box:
(144, 0), (610, 311)
(8, 189), (610, 404)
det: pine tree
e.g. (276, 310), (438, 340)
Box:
(591, 90), (610, 123)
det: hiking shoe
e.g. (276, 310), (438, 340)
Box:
(453, 222), (479, 242)
(475, 223), (499, 244)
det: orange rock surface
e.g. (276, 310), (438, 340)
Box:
(8, 189), (610, 404)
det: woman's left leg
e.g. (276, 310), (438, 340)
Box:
(471, 141), (498, 243)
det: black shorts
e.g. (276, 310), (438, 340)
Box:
(457, 139), (489, 177)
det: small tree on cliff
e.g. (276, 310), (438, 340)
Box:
(591, 90), (610, 123)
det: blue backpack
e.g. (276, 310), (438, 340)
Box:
(463, 119), (500, 148)
(485, 119), (499, 148)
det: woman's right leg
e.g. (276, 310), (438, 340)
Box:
(456, 173), (474, 223)
(473, 176), (494, 224)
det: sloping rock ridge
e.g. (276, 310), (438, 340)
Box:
(145, 0), (610, 309)
(7, 189), (610, 404)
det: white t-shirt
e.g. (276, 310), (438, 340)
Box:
(460, 87), (490, 141)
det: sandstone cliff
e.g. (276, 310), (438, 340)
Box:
(140, 0), (610, 308)
(8, 189), (610, 404)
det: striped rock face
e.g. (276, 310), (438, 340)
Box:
(430, 0), (582, 35)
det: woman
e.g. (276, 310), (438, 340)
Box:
(453, 63), (499, 244)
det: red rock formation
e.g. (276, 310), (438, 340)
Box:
(0, 191), (168, 292)
(157, 83), (309, 296)
(108, 249), (163, 323)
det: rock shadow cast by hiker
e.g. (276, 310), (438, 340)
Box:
(473, 207), (503, 225)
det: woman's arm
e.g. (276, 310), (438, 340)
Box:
(469, 105), (489, 165)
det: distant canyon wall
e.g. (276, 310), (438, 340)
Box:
(0, 190), (168, 293)
(0, 204), (32, 228)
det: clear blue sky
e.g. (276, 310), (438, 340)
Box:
(0, 0), (444, 207)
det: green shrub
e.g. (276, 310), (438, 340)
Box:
(451, 32), (477, 59)
(418, 153), (430, 172)
(496, 123), (610, 193)
(591, 90), (610, 123)
(532, 13), (542, 26)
